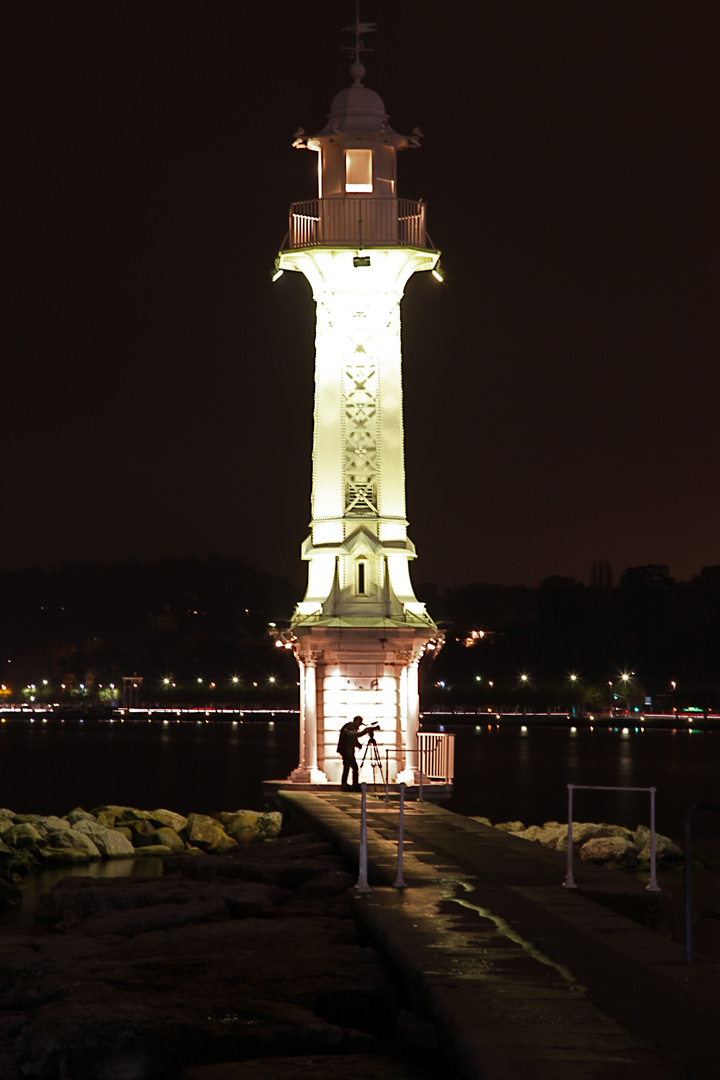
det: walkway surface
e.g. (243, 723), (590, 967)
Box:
(276, 788), (720, 1080)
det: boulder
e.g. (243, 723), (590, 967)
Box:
(92, 804), (136, 820)
(39, 827), (102, 865)
(147, 809), (188, 832)
(66, 808), (97, 826)
(469, 816), (492, 827)
(579, 836), (638, 869)
(71, 819), (136, 858)
(134, 844), (174, 857)
(129, 819), (161, 847)
(2, 822), (44, 851)
(13, 814), (71, 836)
(493, 820), (526, 833)
(156, 827), (185, 853)
(636, 831), (683, 867)
(221, 811), (282, 844)
(182, 814), (238, 853)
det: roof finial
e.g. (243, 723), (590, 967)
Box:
(342, 2), (376, 85)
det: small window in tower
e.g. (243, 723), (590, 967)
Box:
(356, 559), (368, 595)
(345, 149), (373, 193)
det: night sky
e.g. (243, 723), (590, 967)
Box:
(5, 2), (719, 593)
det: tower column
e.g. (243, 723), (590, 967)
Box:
(275, 32), (444, 787)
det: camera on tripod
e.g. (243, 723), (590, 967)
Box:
(366, 722), (380, 731)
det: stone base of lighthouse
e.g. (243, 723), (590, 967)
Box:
(287, 622), (437, 786)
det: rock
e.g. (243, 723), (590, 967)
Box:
(579, 836), (638, 869)
(221, 811), (282, 843)
(134, 844), (174, 857)
(156, 826), (186, 853)
(513, 824), (550, 843)
(66, 809), (96, 826)
(0, 866), (22, 907)
(96, 809), (116, 828)
(129, 819), (160, 846)
(0, 835), (403, 1080)
(147, 809), (188, 832)
(39, 828), (102, 865)
(298, 870), (357, 899)
(493, 820), (526, 833)
(114, 826), (133, 842)
(637, 833), (683, 867)
(14, 814), (71, 836)
(34, 876), (288, 932)
(91, 804), (138, 822)
(182, 814), (238, 853)
(2, 822), (44, 850)
(469, 816), (492, 827)
(71, 819), (136, 858)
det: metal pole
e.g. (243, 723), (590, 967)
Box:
(385, 750), (390, 804)
(355, 784), (372, 893)
(394, 783), (406, 888)
(418, 739), (424, 802)
(647, 786), (660, 891)
(563, 784), (576, 888)
(684, 810), (694, 964)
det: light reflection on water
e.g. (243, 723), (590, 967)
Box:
(0, 717), (718, 955)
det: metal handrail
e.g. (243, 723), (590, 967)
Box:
(562, 784), (661, 891)
(285, 197), (431, 249)
(683, 802), (720, 963)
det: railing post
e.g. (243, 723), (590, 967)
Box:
(418, 738), (424, 802)
(394, 784), (406, 889)
(647, 786), (660, 891)
(355, 784), (372, 893)
(563, 784), (576, 888)
(385, 750), (390, 804)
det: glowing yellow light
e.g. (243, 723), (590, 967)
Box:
(431, 268), (444, 283)
(345, 148), (373, 192)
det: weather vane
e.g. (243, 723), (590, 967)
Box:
(342, 2), (376, 82)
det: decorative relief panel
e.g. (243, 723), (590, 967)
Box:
(344, 353), (378, 516)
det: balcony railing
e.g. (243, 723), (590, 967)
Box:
(286, 197), (429, 250)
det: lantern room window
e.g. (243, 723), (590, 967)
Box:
(345, 149), (373, 193)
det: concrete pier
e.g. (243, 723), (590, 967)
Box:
(277, 790), (720, 1080)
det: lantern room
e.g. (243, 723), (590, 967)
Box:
(288, 59), (428, 249)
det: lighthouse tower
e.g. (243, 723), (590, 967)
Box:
(277, 24), (441, 785)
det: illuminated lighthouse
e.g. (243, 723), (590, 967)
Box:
(276, 22), (442, 785)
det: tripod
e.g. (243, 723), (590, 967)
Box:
(359, 732), (385, 787)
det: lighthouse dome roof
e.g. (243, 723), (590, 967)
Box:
(303, 62), (415, 150)
(323, 82), (389, 134)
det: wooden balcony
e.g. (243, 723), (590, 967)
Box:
(285, 197), (430, 250)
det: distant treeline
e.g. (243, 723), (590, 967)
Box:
(417, 562), (720, 712)
(2, 558), (720, 711)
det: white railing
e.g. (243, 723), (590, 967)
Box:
(286, 197), (429, 249)
(418, 732), (455, 783)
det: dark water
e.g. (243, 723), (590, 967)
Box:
(1, 715), (718, 956)
(1, 716), (717, 837)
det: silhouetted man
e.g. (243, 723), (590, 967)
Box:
(337, 715), (370, 790)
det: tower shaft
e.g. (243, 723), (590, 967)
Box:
(276, 40), (442, 785)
